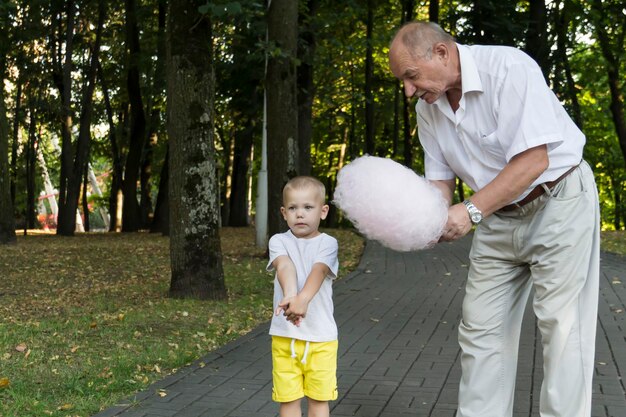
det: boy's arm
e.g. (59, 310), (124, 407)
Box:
(272, 255), (298, 316)
(282, 262), (331, 322)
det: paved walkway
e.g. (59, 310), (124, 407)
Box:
(93, 236), (626, 417)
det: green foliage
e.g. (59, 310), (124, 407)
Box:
(2, 0), (626, 231)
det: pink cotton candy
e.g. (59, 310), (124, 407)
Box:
(333, 155), (448, 252)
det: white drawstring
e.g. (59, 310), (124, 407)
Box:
(290, 339), (311, 364)
(301, 341), (310, 364)
(290, 338), (297, 359)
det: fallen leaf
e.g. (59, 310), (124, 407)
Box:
(70, 346), (80, 353)
(0, 377), (10, 388)
(15, 343), (27, 352)
(158, 389), (167, 397)
(57, 403), (73, 411)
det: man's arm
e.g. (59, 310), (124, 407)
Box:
(440, 144), (548, 241)
(431, 179), (456, 206)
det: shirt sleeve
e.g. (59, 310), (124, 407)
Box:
(495, 60), (564, 161)
(314, 236), (339, 279)
(267, 234), (288, 272)
(416, 108), (457, 181)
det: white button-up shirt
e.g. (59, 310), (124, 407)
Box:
(416, 43), (584, 202)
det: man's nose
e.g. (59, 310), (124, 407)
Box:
(404, 81), (416, 98)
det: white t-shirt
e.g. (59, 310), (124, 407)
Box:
(267, 230), (339, 342)
(416, 43), (585, 202)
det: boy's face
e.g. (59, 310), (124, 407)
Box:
(280, 187), (329, 239)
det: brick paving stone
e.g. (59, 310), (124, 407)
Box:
(92, 236), (626, 417)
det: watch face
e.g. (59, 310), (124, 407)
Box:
(471, 212), (482, 223)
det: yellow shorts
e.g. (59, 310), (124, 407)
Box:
(271, 336), (338, 403)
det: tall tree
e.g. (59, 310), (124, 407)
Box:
(525, 0), (550, 76)
(98, 61), (124, 232)
(0, 0), (16, 244)
(24, 103), (37, 231)
(403, 0), (415, 167)
(121, 0), (147, 232)
(56, 0), (105, 235)
(267, 0), (299, 237)
(167, 0), (226, 300)
(589, 0), (626, 166)
(364, 0), (375, 155)
(297, 0), (319, 176)
(221, 10), (264, 227)
(54, 0), (77, 235)
(141, 0), (168, 229)
(553, 0), (582, 128)
(150, 145), (169, 234)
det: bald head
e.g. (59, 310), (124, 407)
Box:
(390, 21), (455, 60)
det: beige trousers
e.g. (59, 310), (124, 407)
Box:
(456, 161), (600, 417)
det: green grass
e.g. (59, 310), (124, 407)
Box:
(601, 230), (626, 256)
(0, 228), (364, 417)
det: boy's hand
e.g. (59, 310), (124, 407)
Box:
(276, 297), (303, 326)
(282, 293), (311, 326)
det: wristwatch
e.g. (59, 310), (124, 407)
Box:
(463, 200), (483, 225)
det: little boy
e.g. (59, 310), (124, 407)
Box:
(267, 176), (339, 417)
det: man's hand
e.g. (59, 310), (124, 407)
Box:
(439, 202), (473, 242)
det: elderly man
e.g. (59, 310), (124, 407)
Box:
(389, 21), (600, 417)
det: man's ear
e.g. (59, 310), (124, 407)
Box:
(434, 42), (449, 61)
(320, 204), (330, 220)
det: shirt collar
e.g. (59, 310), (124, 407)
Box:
(457, 43), (483, 94)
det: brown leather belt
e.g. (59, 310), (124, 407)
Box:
(499, 164), (579, 212)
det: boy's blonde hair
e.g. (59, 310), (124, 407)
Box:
(282, 176), (326, 204)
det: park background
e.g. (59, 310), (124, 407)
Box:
(1, 0), (626, 416)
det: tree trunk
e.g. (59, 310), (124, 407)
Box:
(98, 61), (124, 232)
(167, 0), (226, 300)
(57, 0), (104, 236)
(554, 0), (582, 128)
(122, 0), (147, 232)
(151, 145), (169, 235)
(591, 0), (626, 166)
(267, 0), (299, 237)
(0, 6), (16, 243)
(25, 106), (37, 231)
(218, 125), (232, 226)
(140, 0), (167, 229)
(429, 0), (438, 23)
(297, 0), (319, 176)
(82, 164), (90, 232)
(364, 0), (375, 155)
(470, 0), (516, 45)
(403, 0), (415, 167)
(525, 0), (549, 77)
(55, 0), (77, 235)
(10, 76), (22, 206)
(229, 125), (254, 226)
